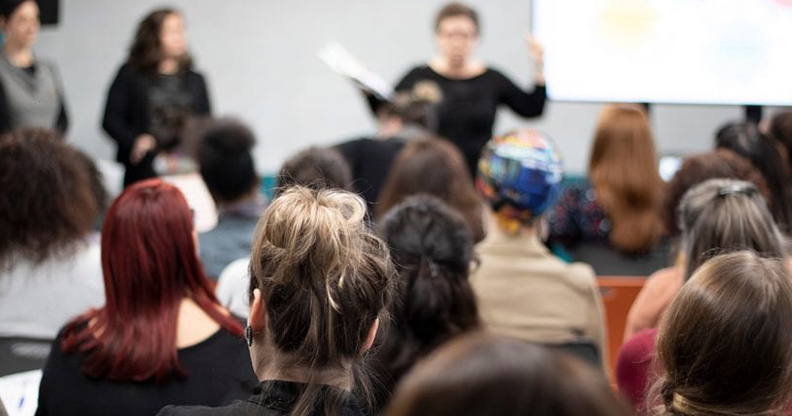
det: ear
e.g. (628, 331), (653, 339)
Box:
(248, 288), (267, 334)
(362, 317), (380, 353)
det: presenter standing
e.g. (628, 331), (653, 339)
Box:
(103, 8), (211, 187)
(367, 2), (547, 176)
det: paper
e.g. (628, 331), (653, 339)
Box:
(0, 370), (42, 416)
(319, 41), (394, 100)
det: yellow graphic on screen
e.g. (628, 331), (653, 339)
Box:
(599, 0), (657, 48)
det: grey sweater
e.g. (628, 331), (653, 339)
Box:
(0, 53), (67, 133)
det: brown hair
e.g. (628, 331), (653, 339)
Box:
(276, 146), (352, 197)
(589, 104), (665, 253)
(665, 150), (769, 237)
(386, 332), (633, 416)
(0, 129), (99, 271)
(650, 252), (792, 416)
(434, 2), (479, 34)
(249, 187), (396, 416)
(678, 179), (787, 280)
(377, 138), (485, 242)
(769, 110), (792, 178)
(128, 8), (192, 75)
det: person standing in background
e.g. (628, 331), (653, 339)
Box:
(103, 8), (211, 187)
(365, 2), (547, 176)
(0, 0), (68, 134)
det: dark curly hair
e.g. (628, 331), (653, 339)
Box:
(197, 118), (258, 203)
(128, 8), (192, 75)
(275, 146), (353, 197)
(0, 129), (99, 270)
(377, 195), (479, 392)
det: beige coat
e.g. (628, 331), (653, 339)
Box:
(471, 222), (608, 368)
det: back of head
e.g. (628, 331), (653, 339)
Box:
(62, 179), (240, 382)
(377, 92), (436, 133)
(769, 110), (792, 170)
(378, 195), (478, 383)
(0, 128), (98, 270)
(197, 118), (258, 204)
(715, 121), (792, 232)
(249, 187), (395, 415)
(276, 146), (352, 197)
(477, 129), (563, 234)
(652, 252), (792, 416)
(377, 138), (484, 242)
(386, 332), (632, 416)
(589, 104), (665, 253)
(665, 150), (769, 237)
(678, 178), (786, 280)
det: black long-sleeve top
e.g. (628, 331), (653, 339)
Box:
(368, 65), (546, 175)
(102, 63), (211, 186)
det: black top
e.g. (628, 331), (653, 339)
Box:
(368, 65), (546, 175)
(157, 380), (364, 416)
(335, 137), (406, 216)
(36, 327), (258, 416)
(102, 63), (211, 186)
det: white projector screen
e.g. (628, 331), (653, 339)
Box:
(533, 0), (792, 105)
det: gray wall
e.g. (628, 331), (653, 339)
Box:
(34, 0), (777, 175)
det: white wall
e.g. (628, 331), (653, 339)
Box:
(33, 0), (780, 175)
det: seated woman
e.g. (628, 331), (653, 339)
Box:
(377, 137), (485, 242)
(384, 332), (632, 416)
(616, 178), (788, 411)
(715, 121), (792, 233)
(36, 180), (257, 416)
(376, 195), (479, 406)
(159, 187), (395, 416)
(647, 252), (792, 416)
(623, 150), (771, 340)
(472, 130), (607, 370)
(0, 129), (103, 342)
(548, 104), (666, 273)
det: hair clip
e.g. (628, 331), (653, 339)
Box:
(717, 185), (757, 198)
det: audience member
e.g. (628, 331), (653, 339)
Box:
(159, 187), (395, 416)
(377, 138), (485, 242)
(617, 179), (788, 410)
(647, 252), (792, 416)
(276, 146), (353, 196)
(549, 104), (666, 256)
(37, 180), (256, 416)
(0, 0), (68, 134)
(624, 150), (771, 339)
(472, 129), (607, 368)
(384, 332), (632, 416)
(768, 110), (792, 172)
(197, 119), (266, 280)
(365, 2), (547, 176)
(336, 93), (434, 215)
(103, 8), (211, 187)
(0, 129), (103, 341)
(376, 195), (479, 406)
(715, 121), (792, 233)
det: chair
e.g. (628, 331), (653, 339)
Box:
(597, 277), (646, 384)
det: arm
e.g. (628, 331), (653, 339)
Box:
(48, 62), (69, 134)
(193, 72), (212, 116)
(102, 65), (142, 160)
(0, 80), (11, 134)
(584, 270), (610, 376)
(496, 70), (547, 118)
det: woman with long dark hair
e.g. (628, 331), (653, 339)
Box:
(103, 8), (211, 187)
(36, 180), (256, 416)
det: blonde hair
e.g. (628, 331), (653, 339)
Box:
(249, 186), (395, 416)
(589, 104), (666, 253)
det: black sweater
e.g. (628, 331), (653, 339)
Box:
(368, 65), (546, 175)
(36, 328), (257, 416)
(102, 63), (211, 186)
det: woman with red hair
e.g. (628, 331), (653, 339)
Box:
(37, 179), (256, 416)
